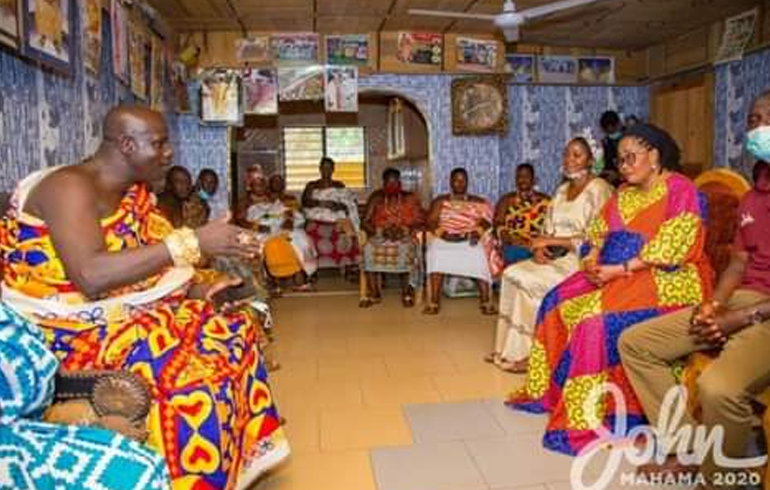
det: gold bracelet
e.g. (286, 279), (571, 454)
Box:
(164, 227), (202, 267)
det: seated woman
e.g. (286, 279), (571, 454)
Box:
(490, 138), (612, 373)
(301, 157), (360, 271)
(157, 165), (209, 228)
(237, 165), (317, 292)
(360, 167), (425, 308)
(269, 174), (300, 211)
(0, 107), (288, 490)
(494, 163), (550, 267)
(424, 167), (502, 315)
(0, 300), (171, 490)
(506, 123), (712, 456)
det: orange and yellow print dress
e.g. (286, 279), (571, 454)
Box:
(0, 172), (289, 490)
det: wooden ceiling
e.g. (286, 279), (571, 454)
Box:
(146, 0), (766, 49)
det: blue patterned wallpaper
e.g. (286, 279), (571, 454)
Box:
(361, 75), (649, 198)
(714, 48), (770, 176)
(0, 8), (231, 200)
(501, 85), (649, 195)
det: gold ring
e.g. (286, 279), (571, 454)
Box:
(237, 232), (252, 246)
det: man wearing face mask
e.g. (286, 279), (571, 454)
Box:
(600, 110), (624, 186)
(620, 91), (770, 489)
(359, 168), (425, 308)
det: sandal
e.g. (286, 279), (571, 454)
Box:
(497, 358), (529, 374)
(359, 298), (375, 308)
(422, 303), (440, 315)
(292, 283), (315, 293)
(480, 303), (498, 316)
(483, 352), (499, 364)
(401, 287), (415, 308)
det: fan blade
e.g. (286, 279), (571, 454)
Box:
(519, 0), (603, 20)
(502, 26), (520, 42)
(407, 8), (497, 21)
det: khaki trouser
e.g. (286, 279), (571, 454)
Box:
(619, 289), (770, 490)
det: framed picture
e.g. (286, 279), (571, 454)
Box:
(242, 68), (278, 115)
(150, 33), (165, 110)
(235, 35), (271, 64)
(278, 65), (324, 101)
(81, 0), (100, 74)
(110, 0), (128, 83)
(325, 65), (357, 113)
(325, 34), (369, 66)
(21, 0), (73, 72)
(715, 7), (759, 63)
(505, 54), (535, 83)
(537, 55), (577, 84)
(397, 32), (442, 66)
(0, 0), (20, 49)
(200, 68), (242, 124)
(271, 33), (319, 65)
(128, 19), (149, 99)
(455, 36), (498, 72)
(171, 61), (191, 113)
(577, 56), (615, 84)
(451, 76), (508, 136)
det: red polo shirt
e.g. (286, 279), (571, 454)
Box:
(734, 189), (770, 296)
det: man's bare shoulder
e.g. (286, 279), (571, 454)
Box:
(25, 166), (95, 214)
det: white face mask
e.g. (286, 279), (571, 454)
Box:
(564, 169), (590, 181)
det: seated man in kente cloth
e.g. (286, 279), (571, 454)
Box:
(0, 106), (289, 490)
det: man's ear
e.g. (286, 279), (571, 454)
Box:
(119, 135), (136, 155)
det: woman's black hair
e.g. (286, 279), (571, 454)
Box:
(622, 123), (682, 172)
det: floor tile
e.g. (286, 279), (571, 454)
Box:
(278, 406), (320, 454)
(317, 356), (389, 382)
(256, 450), (376, 490)
(320, 407), (413, 451)
(385, 352), (458, 377)
(371, 442), (488, 490)
(433, 369), (516, 401)
(361, 375), (443, 407)
(404, 400), (505, 443)
(481, 398), (548, 436)
(464, 435), (573, 489)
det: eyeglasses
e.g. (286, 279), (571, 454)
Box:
(618, 150), (647, 168)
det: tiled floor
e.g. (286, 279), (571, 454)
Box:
(254, 286), (691, 490)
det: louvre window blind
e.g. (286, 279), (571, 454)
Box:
(282, 126), (366, 191)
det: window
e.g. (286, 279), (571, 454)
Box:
(282, 126), (366, 191)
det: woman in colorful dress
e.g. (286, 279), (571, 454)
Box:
(0, 107), (289, 490)
(489, 139), (612, 373)
(507, 123), (712, 456)
(360, 167), (425, 308)
(423, 167), (503, 315)
(494, 163), (550, 267)
(0, 301), (172, 490)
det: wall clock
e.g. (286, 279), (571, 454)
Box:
(451, 76), (508, 136)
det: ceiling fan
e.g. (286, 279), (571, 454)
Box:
(408, 0), (605, 42)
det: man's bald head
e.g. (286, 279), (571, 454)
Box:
(103, 105), (166, 142)
(98, 105), (174, 186)
(748, 90), (770, 130)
